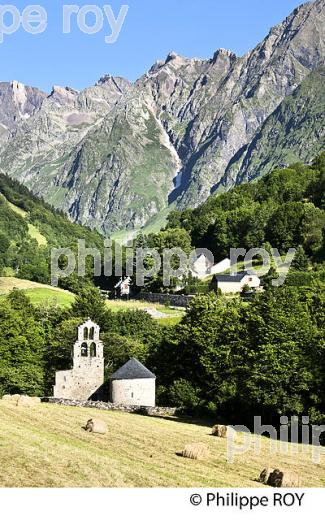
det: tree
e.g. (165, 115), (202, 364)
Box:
(152, 294), (246, 414)
(6, 288), (34, 316)
(101, 333), (149, 377)
(291, 245), (309, 271)
(266, 202), (305, 252)
(44, 317), (81, 392)
(300, 203), (325, 255)
(101, 309), (162, 348)
(0, 231), (10, 257)
(236, 288), (320, 421)
(70, 286), (106, 325)
(168, 379), (201, 411)
(262, 266), (279, 290)
(0, 300), (45, 396)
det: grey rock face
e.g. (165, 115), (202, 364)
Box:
(0, 0), (324, 233)
(0, 80), (46, 142)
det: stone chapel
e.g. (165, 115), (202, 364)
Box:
(54, 319), (104, 400)
(53, 319), (156, 406)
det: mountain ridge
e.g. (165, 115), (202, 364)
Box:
(0, 0), (324, 234)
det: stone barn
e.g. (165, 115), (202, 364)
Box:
(54, 319), (104, 400)
(110, 358), (156, 407)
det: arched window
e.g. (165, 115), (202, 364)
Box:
(83, 327), (89, 340)
(89, 342), (96, 357)
(89, 327), (94, 340)
(81, 342), (88, 357)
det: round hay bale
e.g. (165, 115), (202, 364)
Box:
(258, 467), (274, 484)
(211, 424), (236, 439)
(181, 443), (209, 460)
(1, 395), (13, 401)
(258, 468), (301, 487)
(2, 394), (20, 404)
(85, 418), (107, 435)
(267, 469), (300, 487)
(17, 395), (35, 407)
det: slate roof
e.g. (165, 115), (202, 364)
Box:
(215, 271), (250, 283)
(110, 358), (156, 380)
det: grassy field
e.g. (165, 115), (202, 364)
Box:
(0, 277), (75, 308)
(105, 299), (184, 325)
(0, 277), (182, 320)
(156, 316), (183, 326)
(23, 288), (75, 308)
(0, 278), (184, 319)
(0, 402), (324, 488)
(105, 299), (182, 314)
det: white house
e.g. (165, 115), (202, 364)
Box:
(215, 271), (261, 294)
(110, 358), (156, 407)
(209, 258), (231, 276)
(191, 254), (231, 280)
(114, 276), (131, 298)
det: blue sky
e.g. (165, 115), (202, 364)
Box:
(1, 0), (302, 92)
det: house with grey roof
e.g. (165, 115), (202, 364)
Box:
(110, 358), (156, 407)
(214, 271), (261, 294)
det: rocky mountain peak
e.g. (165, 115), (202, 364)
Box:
(49, 85), (79, 105)
(95, 75), (132, 97)
(165, 51), (179, 62)
(0, 80), (46, 140)
(211, 48), (237, 62)
(164, 51), (193, 68)
(0, 0), (323, 234)
(148, 60), (165, 74)
(96, 73), (113, 85)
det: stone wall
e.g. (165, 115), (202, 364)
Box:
(44, 397), (178, 417)
(134, 292), (194, 308)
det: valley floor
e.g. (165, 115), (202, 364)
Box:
(0, 402), (324, 488)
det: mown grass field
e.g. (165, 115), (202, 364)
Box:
(105, 299), (183, 314)
(0, 277), (183, 320)
(105, 299), (184, 325)
(0, 277), (75, 308)
(0, 402), (324, 488)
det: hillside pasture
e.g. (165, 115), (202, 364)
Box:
(0, 402), (324, 488)
(0, 277), (75, 308)
(105, 298), (184, 324)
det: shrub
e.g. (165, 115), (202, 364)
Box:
(169, 379), (200, 411)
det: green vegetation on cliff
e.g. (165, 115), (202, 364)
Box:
(0, 173), (103, 285)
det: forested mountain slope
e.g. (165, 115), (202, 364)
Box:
(0, 173), (103, 284)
